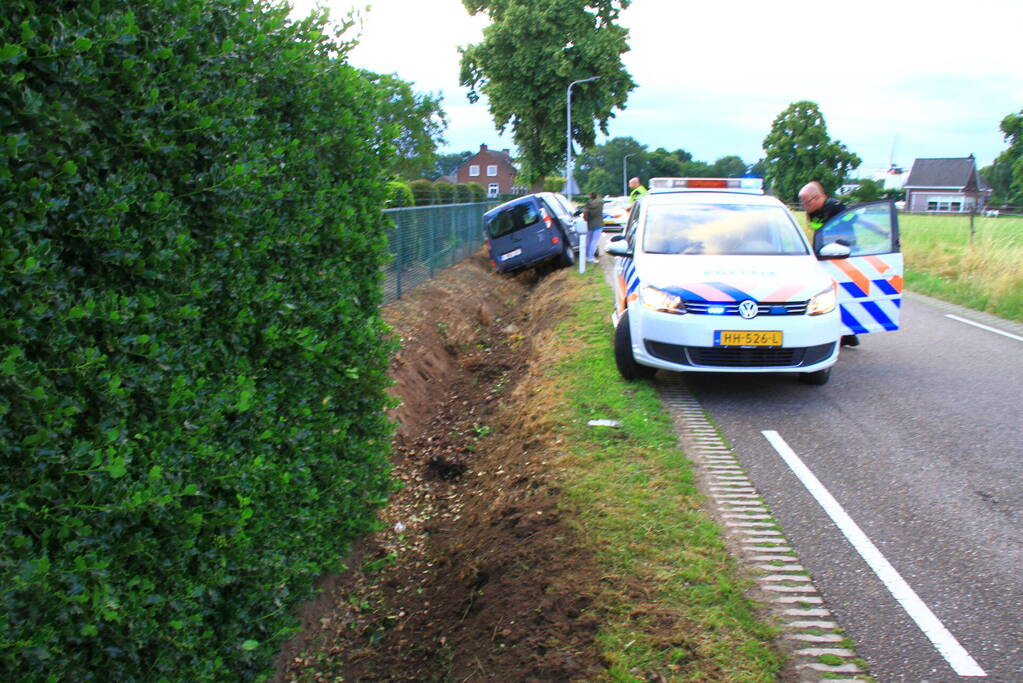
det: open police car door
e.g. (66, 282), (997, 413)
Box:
(814, 201), (902, 335)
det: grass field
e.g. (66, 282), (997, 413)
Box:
(898, 213), (1023, 321)
(794, 210), (1023, 322)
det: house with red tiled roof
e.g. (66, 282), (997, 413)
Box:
(453, 144), (522, 198)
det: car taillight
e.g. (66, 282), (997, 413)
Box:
(540, 207), (553, 228)
(552, 235), (559, 244)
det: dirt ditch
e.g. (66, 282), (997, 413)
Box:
(274, 254), (607, 682)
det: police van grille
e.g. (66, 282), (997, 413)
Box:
(685, 301), (808, 316)
(645, 341), (835, 368)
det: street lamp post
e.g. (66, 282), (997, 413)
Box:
(622, 152), (636, 196)
(564, 76), (599, 198)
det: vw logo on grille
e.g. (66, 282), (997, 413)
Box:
(738, 300), (759, 319)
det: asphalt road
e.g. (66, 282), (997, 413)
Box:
(683, 295), (1023, 681)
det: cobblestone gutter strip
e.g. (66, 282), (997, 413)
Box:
(656, 374), (872, 683)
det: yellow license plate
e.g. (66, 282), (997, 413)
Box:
(715, 330), (783, 347)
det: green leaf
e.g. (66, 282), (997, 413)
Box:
(0, 44), (24, 63)
(106, 457), (127, 479)
(81, 624), (99, 637)
(240, 640), (259, 651)
(62, 160), (78, 175)
(72, 37), (93, 52)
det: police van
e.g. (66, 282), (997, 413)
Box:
(605, 178), (901, 385)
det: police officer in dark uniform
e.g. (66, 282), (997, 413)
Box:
(799, 181), (859, 347)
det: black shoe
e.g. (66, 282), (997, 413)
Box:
(841, 334), (860, 347)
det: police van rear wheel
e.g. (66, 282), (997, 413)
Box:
(799, 367), (831, 385)
(614, 311), (656, 380)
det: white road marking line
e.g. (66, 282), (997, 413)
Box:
(762, 430), (987, 678)
(945, 314), (1023, 342)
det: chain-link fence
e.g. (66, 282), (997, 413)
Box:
(382, 201), (499, 303)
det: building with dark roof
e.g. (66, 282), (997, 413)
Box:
(453, 144), (523, 198)
(903, 156), (992, 213)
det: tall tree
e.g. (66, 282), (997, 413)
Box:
(711, 155), (747, 178)
(996, 109), (1023, 205)
(980, 157), (1013, 205)
(433, 150), (475, 180)
(459, 0), (635, 189)
(585, 167), (617, 195)
(762, 101), (860, 203)
(576, 136), (645, 194)
(361, 72), (448, 180)
(646, 148), (685, 179)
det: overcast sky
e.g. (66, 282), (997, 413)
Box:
(288, 0), (1023, 177)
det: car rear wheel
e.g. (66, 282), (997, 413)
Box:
(798, 367), (831, 385)
(614, 311), (656, 380)
(556, 232), (575, 268)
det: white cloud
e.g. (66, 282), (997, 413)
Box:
(288, 0), (1023, 169)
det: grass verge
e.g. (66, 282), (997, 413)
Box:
(899, 213), (1023, 322)
(535, 266), (782, 681)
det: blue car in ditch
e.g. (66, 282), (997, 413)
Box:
(483, 193), (581, 273)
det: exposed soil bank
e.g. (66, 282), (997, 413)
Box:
(274, 254), (606, 681)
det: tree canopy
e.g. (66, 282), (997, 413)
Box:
(995, 110), (1023, 205)
(574, 138), (751, 196)
(459, 0), (635, 188)
(762, 101), (860, 203)
(362, 72), (447, 180)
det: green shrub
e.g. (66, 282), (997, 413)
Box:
(408, 179), (435, 206)
(1, 2), (396, 680)
(434, 181), (454, 204)
(384, 180), (414, 207)
(544, 176), (566, 192)
(466, 182), (487, 202)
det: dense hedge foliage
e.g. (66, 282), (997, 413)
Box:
(383, 180), (414, 208)
(408, 179), (435, 206)
(1, 1), (397, 680)
(466, 182), (486, 202)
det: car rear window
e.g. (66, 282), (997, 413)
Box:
(487, 203), (541, 238)
(642, 203), (808, 256)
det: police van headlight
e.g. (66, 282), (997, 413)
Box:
(641, 285), (687, 314)
(807, 284), (837, 316)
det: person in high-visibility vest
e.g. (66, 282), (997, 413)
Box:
(628, 177), (648, 203)
(798, 180), (859, 348)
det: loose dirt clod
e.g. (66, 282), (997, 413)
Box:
(274, 254), (605, 682)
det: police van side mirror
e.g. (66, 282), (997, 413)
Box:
(817, 241), (851, 260)
(605, 239), (632, 257)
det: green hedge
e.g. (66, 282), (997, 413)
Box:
(466, 182), (487, 202)
(384, 180), (414, 207)
(1, 2), (396, 680)
(408, 179), (435, 206)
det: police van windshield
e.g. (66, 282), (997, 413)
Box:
(642, 203), (808, 256)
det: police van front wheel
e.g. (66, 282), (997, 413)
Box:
(614, 312), (656, 381)
(798, 367), (831, 385)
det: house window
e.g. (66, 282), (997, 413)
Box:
(487, 165), (498, 177)
(488, 183), (500, 198)
(469, 165), (480, 177)
(926, 196), (962, 212)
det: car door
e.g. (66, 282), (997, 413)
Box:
(611, 198), (644, 323)
(544, 194), (581, 249)
(814, 201), (902, 334)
